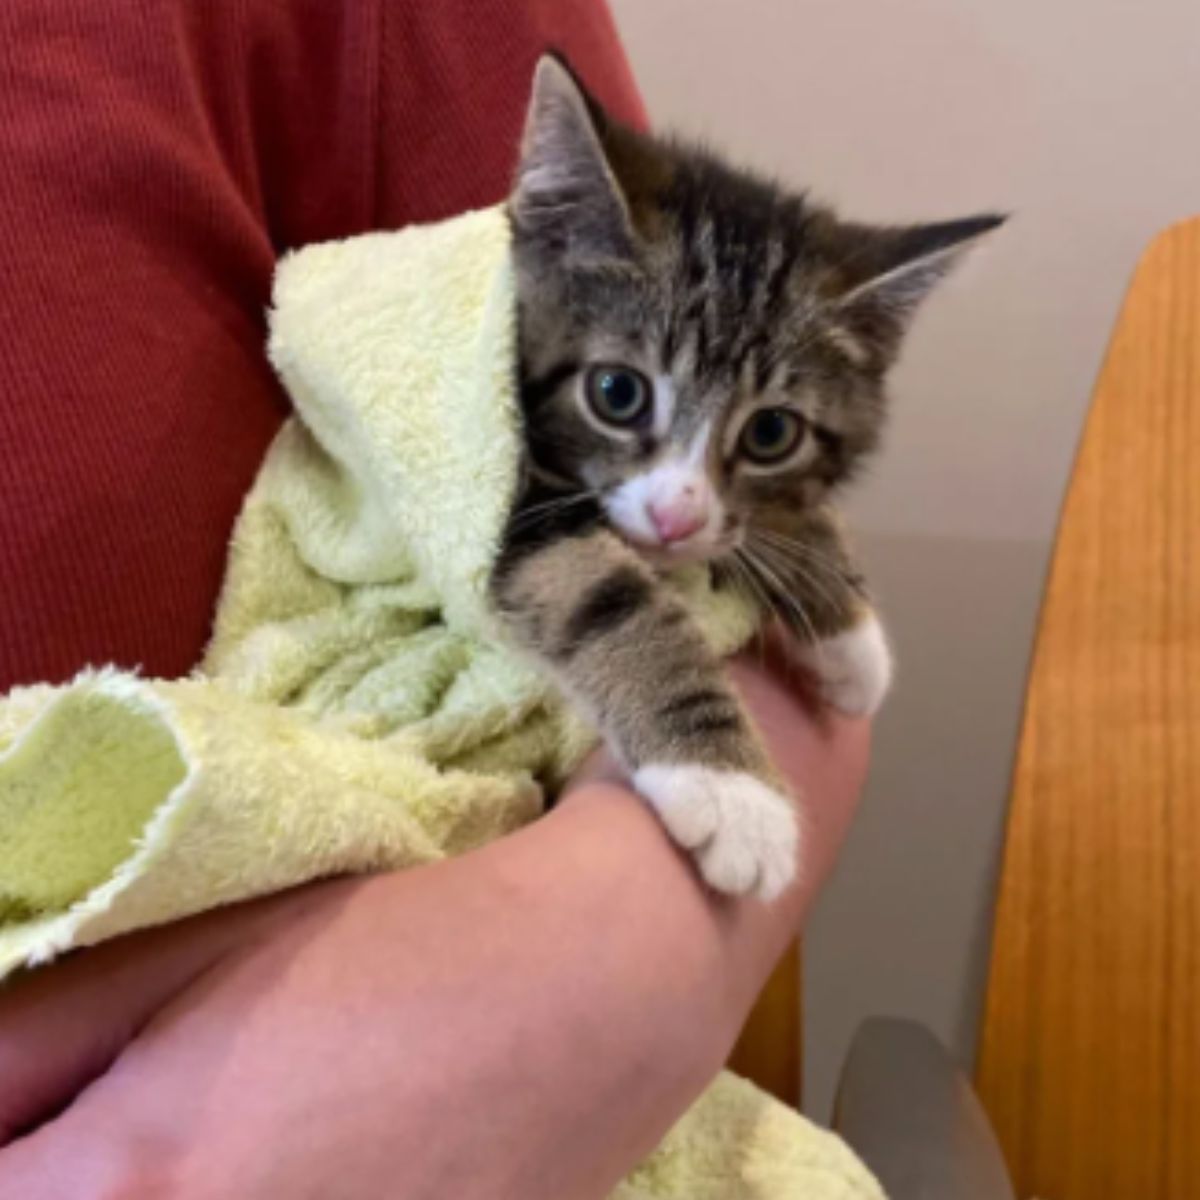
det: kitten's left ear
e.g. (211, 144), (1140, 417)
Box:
(510, 54), (635, 261)
(829, 213), (1006, 350)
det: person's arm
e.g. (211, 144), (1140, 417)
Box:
(0, 658), (867, 1200)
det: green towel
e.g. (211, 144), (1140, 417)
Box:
(0, 205), (883, 1200)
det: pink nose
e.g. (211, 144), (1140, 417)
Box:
(649, 491), (708, 543)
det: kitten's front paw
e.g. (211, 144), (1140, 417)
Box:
(799, 612), (893, 717)
(634, 764), (798, 901)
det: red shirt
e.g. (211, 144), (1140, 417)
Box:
(0, 0), (644, 689)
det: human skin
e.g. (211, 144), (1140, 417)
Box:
(0, 651), (869, 1200)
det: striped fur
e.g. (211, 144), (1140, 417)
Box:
(490, 56), (1001, 899)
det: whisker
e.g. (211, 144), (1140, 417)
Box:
(738, 546), (826, 670)
(721, 553), (769, 668)
(508, 489), (599, 532)
(751, 527), (851, 580)
(743, 567), (773, 671)
(748, 531), (858, 618)
(730, 549), (775, 622)
(735, 554), (787, 676)
(746, 533), (844, 618)
(750, 554), (829, 673)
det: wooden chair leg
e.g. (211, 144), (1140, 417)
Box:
(728, 939), (802, 1105)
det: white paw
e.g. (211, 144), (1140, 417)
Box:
(798, 612), (892, 717)
(634, 764), (798, 901)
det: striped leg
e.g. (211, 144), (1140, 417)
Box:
(493, 528), (797, 900)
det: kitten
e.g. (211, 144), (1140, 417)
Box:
(492, 55), (1001, 900)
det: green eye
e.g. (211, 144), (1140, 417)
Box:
(739, 408), (805, 465)
(585, 366), (652, 427)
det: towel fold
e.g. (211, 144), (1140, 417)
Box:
(0, 205), (882, 1199)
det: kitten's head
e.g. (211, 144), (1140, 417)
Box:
(509, 54), (1002, 563)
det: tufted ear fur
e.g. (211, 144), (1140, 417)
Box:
(824, 214), (1007, 357)
(510, 54), (635, 264)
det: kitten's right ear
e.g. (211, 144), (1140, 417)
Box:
(510, 54), (635, 261)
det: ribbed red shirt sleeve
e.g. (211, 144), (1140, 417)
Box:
(0, 0), (645, 690)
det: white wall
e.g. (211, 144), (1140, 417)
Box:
(610, 0), (1200, 1116)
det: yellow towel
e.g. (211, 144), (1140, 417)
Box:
(0, 206), (883, 1199)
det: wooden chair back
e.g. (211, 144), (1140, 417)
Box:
(730, 942), (801, 1105)
(977, 218), (1200, 1199)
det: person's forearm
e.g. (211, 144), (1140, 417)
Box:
(245, 785), (804, 1200)
(424, 782), (798, 1199)
(0, 655), (868, 1200)
(439, 727), (863, 1196)
(270, 700), (864, 1200)
(19, 788), (805, 1200)
(0, 775), (822, 1200)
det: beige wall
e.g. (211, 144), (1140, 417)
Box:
(609, 0), (1200, 1116)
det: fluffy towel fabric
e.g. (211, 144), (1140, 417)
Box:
(0, 205), (883, 1199)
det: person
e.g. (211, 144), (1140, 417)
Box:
(0, 2), (870, 1196)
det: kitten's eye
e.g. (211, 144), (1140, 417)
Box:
(585, 366), (652, 428)
(739, 408), (805, 465)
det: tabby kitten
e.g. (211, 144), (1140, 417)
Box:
(493, 55), (1001, 900)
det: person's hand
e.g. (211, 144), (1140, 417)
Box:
(0, 645), (868, 1200)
